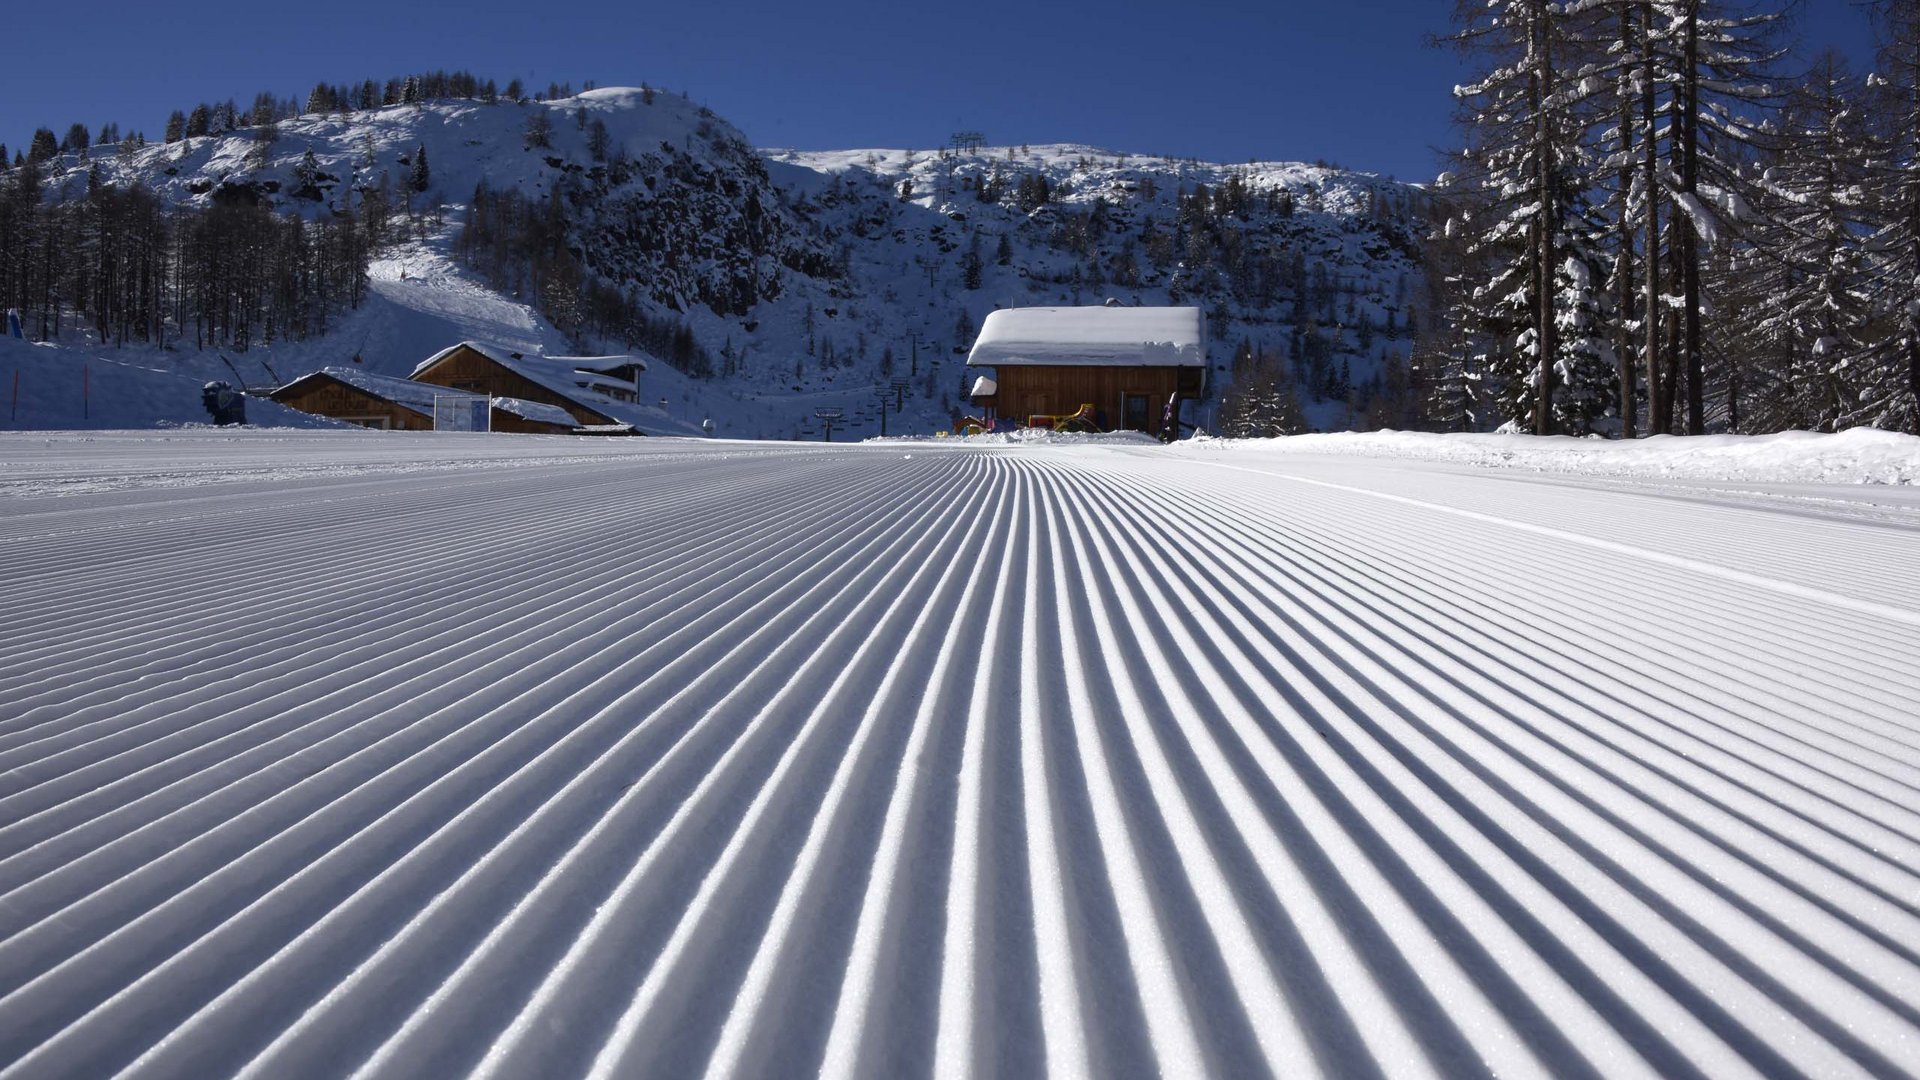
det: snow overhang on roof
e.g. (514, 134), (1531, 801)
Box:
(492, 397), (578, 428)
(283, 367), (485, 415)
(545, 354), (649, 374)
(970, 375), (998, 398)
(965, 306), (1206, 368)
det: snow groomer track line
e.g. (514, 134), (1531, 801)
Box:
(2, 431), (1919, 1080)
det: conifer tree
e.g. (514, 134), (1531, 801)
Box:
(292, 148), (323, 200)
(1861, 0), (1920, 431)
(410, 143), (431, 193)
(1443, 0), (1610, 432)
(26, 129), (58, 164)
(1735, 52), (1874, 431)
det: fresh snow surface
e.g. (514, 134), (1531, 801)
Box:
(966, 306), (1207, 368)
(3, 431), (1920, 1079)
(1197, 427), (1920, 487)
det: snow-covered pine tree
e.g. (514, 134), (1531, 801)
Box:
(1860, 0), (1920, 432)
(1735, 51), (1875, 431)
(1647, 0), (1788, 433)
(1443, 0), (1612, 433)
(292, 148), (322, 200)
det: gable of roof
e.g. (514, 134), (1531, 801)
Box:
(965, 306), (1206, 368)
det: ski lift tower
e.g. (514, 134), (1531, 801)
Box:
(949, 130), (985, 154)
(813, 407), (845, 442)
(890, 378), (912, 411)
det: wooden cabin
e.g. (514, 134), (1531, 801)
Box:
(410, 342), (643, 430)
(269, 367), (579, 434)
(272, 368), (478, 431)
(964, 305), (1207, 437)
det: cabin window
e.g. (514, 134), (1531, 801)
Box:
(1121, 394), (1150, 432)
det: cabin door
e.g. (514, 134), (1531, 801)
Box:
(1121, 393), (1151, 432)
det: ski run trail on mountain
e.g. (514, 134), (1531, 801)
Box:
(3, 430), (1920, 1080)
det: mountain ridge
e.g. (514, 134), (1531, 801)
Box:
(17, 87), (1430, 436)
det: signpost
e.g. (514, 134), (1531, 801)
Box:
(813, 407), (844, 442)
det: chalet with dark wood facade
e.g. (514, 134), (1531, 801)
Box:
(410, 342), (644, 430)
(965, 305), (1207, 437)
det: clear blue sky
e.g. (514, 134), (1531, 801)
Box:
(0, 0), (1883, 182)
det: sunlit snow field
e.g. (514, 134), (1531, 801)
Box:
(3, 429), (1919, 1079)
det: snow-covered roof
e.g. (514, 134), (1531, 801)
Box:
(966, 306), (1206, 368)
(282, 367), (485, 416)
(493, 397), (579, 428)
(573, 372), (641, 396)
(412, 342), (630, 423)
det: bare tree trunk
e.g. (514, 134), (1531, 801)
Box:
(1617, 1), (1640, 438)
(1532, 0), (1558, 436)
(1911, 69), (1920, 433)
(1680, 0), (1706, 434)
(1644, 0), (1666, 435)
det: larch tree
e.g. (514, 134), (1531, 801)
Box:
(1442, 0), (1615, 434)
(1738, 51), (1875, 431)
(1647, 0), (1787, 433)
(1861, 0), (1920, 431)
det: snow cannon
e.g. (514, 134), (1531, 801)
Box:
(202, 381), (247, 426)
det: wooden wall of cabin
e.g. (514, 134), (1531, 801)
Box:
(271, 379), (433, 430)
(990, 365), (1198, 435)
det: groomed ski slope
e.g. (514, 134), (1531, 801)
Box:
(3, 431), (1919, 1079)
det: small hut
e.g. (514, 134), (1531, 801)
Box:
(964, 305), (1206, 437)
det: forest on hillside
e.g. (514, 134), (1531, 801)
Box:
(1423, 0), (1920, 436)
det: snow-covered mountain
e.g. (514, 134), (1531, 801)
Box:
(26, 88), (1428, 436)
